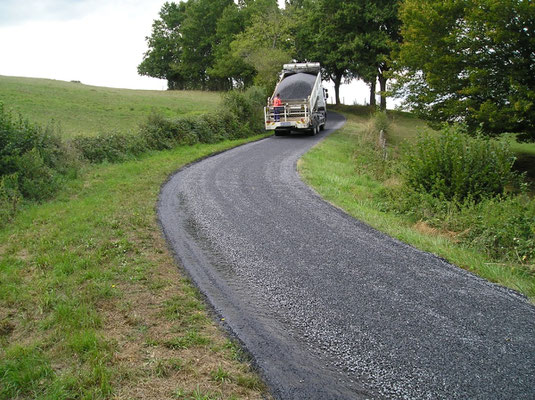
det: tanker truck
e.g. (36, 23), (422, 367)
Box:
(264, 62), (328, 135)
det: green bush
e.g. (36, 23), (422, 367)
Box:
(137, 87), (266, 155)
(403, 124), (520, 203)
(0, 103), (79, 205)
(372, 111), (390, 135)
(71, 131), (146, 163)
(221, 86), (266, 135)
(454, 195), (535, 263)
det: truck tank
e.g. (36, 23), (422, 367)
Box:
(275, 73), (317, 101)
(264, 62), (327, 135)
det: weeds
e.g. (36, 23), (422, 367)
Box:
(402, 124), (520, 202)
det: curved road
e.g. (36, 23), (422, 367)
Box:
(158, 113), (535, 399)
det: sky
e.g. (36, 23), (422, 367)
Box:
(0, 0), (382, 106)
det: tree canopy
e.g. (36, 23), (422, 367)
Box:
(396, 0), (535, 139)
(139, 0), (534, 138)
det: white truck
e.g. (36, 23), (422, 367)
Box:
(264, 62), (328, 136)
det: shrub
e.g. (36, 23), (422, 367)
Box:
(455, 195), (535, 263)
(0, 103), (79, 205)
(371, 111), (390, 136)
(221, 86), (266, 136)
(402, 124), (520, 203)
(138, 87), (266, 152)
(71, 132), (146, 163)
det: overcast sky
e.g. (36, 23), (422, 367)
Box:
(0, 0), (377, 105)
(0, 0), (168, 89)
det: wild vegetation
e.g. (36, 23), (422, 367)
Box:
(300, 106), (535, 301)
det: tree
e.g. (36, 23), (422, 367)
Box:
(138, 2), (188, 90)
(396, 0), (535, 139)
(230, 5), (294, 91)
(293, 0), (359, 105)
(357, 0), (402, 110)
(208, 3), (255, 89)
(179, 0), (235, 90)
(209, 0), (281, 88)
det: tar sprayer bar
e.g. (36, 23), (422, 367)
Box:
(264, 62), (328, 136)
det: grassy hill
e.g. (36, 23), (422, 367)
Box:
(0, 75), (221, 138)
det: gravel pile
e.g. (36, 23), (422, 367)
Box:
(276, 73), (317, 101)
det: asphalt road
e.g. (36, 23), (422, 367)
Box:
(158, 113), (535, 399)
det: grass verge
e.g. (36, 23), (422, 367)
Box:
(299, 107), (535, 302)
(0, 135), (271, 399)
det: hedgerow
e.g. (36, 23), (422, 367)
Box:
(72, 86), (266, 163)
(0, 103), (79, 225)
(0, 87), (266, 225)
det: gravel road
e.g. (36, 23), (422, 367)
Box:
(158, 113), (535, 399)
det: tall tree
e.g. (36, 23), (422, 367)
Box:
(208, 3), (255, 89)
(230, 4), (294, 91)
(360, 0), (401, 110)
(138, 2), (188, 90)
(209, 0), (280, 88)
(179, 0), (234, 90)
(396, 0), (535, 139)
(293, 0), (360, 105)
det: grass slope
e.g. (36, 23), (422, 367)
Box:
(0, 75), (220, 138)
(299, 106), (534, 301)
(0, 137), (271, 399)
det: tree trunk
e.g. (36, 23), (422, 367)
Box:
(378, 73), (387, 110)
(370, 78), (376, 107)
(333, 72), (342, 105)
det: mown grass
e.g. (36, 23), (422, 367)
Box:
(299, 106), (535, 301)
(0, 136), (271, 399)
(0, 75), (220, 138)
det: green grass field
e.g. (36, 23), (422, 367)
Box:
(299, 106), (535, 302)
(0, 75), (221, 138)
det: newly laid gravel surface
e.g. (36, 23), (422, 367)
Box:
(275, 72), (317, 100)
(159, 113), (535, 399)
